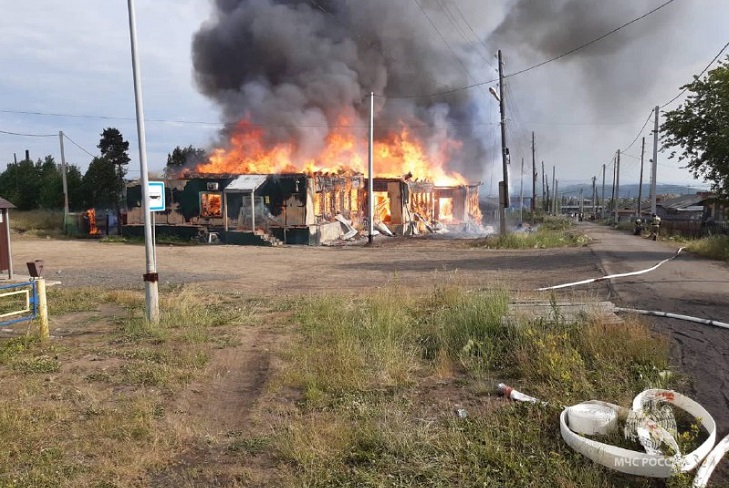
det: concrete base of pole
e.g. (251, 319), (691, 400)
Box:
(145, 281), (159, 324)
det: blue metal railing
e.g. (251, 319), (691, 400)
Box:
(0, 281), (38, 327)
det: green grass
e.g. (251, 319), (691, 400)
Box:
(684, 234), (729, 261)
(269, 286), (678, 487)
(472, 227), (591, 249)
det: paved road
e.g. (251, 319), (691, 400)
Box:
(584, 223), (729, 438)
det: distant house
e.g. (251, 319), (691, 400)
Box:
(657, 192), (727, 237)
(657, 192), (714, 222)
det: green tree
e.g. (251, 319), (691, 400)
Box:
(97, 128), (130, 210)
(0, 158), (40, 210)
(66, 165), (84, 211)
(165, 145), (207, 176)
(38, 156), (64, 209)
(661, 57), (729, 200)
(82, 157), (118, 208)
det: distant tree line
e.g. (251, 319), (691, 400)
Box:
(0, 128), (207, 211)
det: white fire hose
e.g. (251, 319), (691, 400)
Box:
(693, 434), (729, 488)
(614, 308), (729, 331)
(538, 247), (684, 291)
(560, 389), (717, 478)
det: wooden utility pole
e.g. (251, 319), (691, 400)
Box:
(591, 176), (597, 217)
(519, 157), (524, 222)
(531, 132), (537, 212)
(601, 163), (606, 219)
(614, 150), (621, 224)
(541, 161), (546, 212)
(638, 137), (646, 218)
(551, 166), (556, 214)
(611, 155), (616, 218)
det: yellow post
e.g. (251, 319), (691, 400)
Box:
(36, 278), (49, 339)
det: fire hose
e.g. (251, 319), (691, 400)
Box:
(537, 247), (684, 291)
(500, 385), (725, 481)
(614, 308), (729, 331)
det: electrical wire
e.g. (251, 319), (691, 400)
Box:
(660, 40), (729, 109)
(0, 129), (56, 137)
(383, 0), (680, 100)
(62, 133), (96, 159)
(622, 109), (654, 153)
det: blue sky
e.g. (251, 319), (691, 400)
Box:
(0, 0), (726, 192)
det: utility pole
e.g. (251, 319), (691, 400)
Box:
(551, 166), (556, 214)
(519, 157), (524, 222)
(579, 188), (583, 218)
(127, 0), (159, 324)
(638, 137), (645, 218)
(611, 155), (616, 218)
(541, 161), (546, 212)
(554, 180), (559, 214)
(601, 164), (606, 219)
(58, 131), (70, 232)
(368, 92), (375, 244)
(651, 106), (659, 214)
(591, 176), (597, 217)
(614, 150), (621, 224)
(497, 50), (509, 236)
(531, 132), (537, 213)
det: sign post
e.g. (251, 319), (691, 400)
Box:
(148, 181), (165, 270)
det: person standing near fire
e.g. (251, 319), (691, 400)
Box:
(650, 213), (661, 240)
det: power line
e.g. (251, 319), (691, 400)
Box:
(0, 129), (56, 138)
(622, 109), (654, 153)
(383, 0), (680, 99)
(0, 108), (498, 129)
(660, 39), (729, 109)
(62, 133), (96, 159)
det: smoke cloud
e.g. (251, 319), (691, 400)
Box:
(192, 0), (490, 180)
(192, 0), (685, 184)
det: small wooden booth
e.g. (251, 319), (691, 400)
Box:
(0, 197), (16, 279)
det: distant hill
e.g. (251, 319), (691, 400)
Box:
(558, 183), (711, 199)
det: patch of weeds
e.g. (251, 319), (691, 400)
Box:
(12, 355), (60, 374)
(226, 434), (272, 454)
(0, 335), (39, 363)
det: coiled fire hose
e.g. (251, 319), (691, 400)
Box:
(500, 385), (725, 481)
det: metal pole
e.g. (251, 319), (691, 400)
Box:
(126, 0), (159, 324)
(651, 106), (659, 214)
(638, 137), (645, 218)
(614, 150), (620, 223)
(497, 50), (509, 235)
(58, 131), (69, 232)
(531, 132), (536, 212)
(368, 92), (374, 245)
(519, 157), (524, 222)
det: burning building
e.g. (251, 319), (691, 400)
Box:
(125, 170), (482, 246)
(124, 0), (497, 243)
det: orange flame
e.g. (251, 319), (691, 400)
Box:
(195, 119), (468, 186)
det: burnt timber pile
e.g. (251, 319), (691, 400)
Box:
(124, 173), (482, 246)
